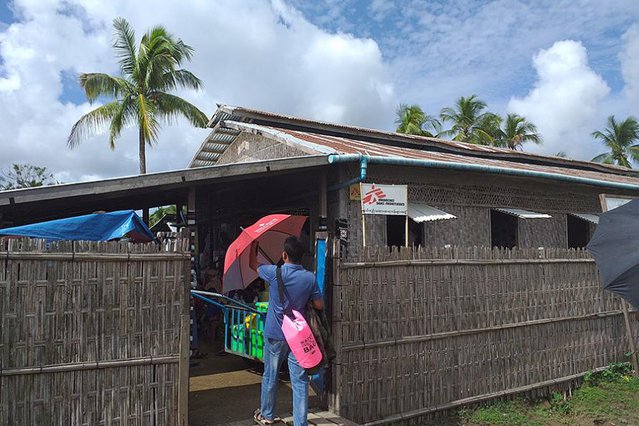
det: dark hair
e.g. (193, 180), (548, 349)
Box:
(284, 236), (304, 264)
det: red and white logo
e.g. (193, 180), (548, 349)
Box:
(362, 184), (387, 205)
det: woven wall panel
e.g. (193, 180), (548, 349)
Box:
(332, 246), (630, 424)
(0, 236), (190, 426)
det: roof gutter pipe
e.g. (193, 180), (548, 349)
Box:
(327, 154), (639, 192)
(327, 154), (368, 192)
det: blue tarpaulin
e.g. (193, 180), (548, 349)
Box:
(0, 210), (154, 242)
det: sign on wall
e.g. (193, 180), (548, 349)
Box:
(360, 183), (407, 215)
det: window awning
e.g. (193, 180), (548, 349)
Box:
(495, 208), (551, 219)
(408, 204), (456, 223)
(569, 213), (599, 224)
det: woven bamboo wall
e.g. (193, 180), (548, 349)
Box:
(330, 246), (630, 425)
(336, 163), (631, 257)
(0, 235), (191, 426)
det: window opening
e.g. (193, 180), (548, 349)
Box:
(387, 215), (406, 248)
(567, 214), (590, 248)
(491, 209), (518, 248)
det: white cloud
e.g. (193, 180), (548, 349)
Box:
(621, 23), (639, 114)
(508, 40), (610, 160)
(0, 0), (395, 183)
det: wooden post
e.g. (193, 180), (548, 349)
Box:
(360, 183), (366, 247)
(319, 170), (328, 231)
(405, 214), (409, 248)
(187, 187), (198, 356)
(143, 208), (150, 225)
(177, 313), (190, 426)
(621, 300), (639, 375)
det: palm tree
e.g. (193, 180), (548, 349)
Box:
(439, 95), (490, 143)
(494, 114), (542, 150)
(473, 112), (503, 145)
(591, 116), (639, 168)
(395, 104), (441, 137)
(68, 18), (208, 174)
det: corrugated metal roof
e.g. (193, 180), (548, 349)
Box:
(408, 204), (456, 222)
(235, 124), (639, 188)
(203, 105), (638, 177)
(189, 106), (639, 189)
(495, 208), (552, 219)
(570, 213), (600, 224)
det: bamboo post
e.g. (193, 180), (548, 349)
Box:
(405, 214), (409, 248)
(360, 183), (367, 247)
(177, 313), (190, 426)
(319, 170), (328, 231)
(621, 300), (639, 376)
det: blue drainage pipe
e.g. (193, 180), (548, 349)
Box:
(327, 154), (368, 191)
(327, 154), (639, 192)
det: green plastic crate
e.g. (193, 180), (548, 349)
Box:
(227, 303), (269, 361)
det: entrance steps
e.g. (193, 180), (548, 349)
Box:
(225, 408), (359, 426)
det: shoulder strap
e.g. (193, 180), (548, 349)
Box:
(276, 266), (292, 316)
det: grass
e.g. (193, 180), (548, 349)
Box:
(458, 363), (639, 425)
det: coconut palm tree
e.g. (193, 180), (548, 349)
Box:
(472, 112), (503, 145)
(395, 104), (441, 137)
(494, 114), (542, 150)
(591, 116), (639, 168)
(68, 18), (208, 174)
(439, 95), (490, 143)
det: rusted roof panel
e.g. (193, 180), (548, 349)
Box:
(195, 105), (639, 178)
(246, 125), (639, 187)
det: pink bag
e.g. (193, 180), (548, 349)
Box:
(276, 267), (322, 369)
(282, 310), (322, 369)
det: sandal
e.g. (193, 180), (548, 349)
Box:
(254, 409), (275, 425)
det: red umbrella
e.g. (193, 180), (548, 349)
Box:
(223, 214), (307, 292)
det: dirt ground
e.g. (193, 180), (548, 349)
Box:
(189, 341), (318, 426)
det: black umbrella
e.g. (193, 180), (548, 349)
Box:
(587, 198), (639, 308)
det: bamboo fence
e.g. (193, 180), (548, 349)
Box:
(330, 246), (630, 425)
(0, 234), (191, 426)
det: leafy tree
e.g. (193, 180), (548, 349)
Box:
(150, 205), (178, 227)
(439, 95), (492, 143)
(591, 116), (639, 168)
(494, 114), (542, 150)
(472, 112), (503, 145)
(395, 104), (441, 137)
(68, 18), (208, 174)
(0, 163), (57, 190)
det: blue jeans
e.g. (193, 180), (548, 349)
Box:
(261, 338), (309, 426)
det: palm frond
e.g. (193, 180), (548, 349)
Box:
(628, 144), (639, 163)
(439, 107), (457, 123)
(136, 94), (161, 144)
(108, 97), (136, 149)
(591, 129), (614, 147)
(591, 153), (612, 163)
(159, 69), (202, 92)
(113, 18), (138, 77)
(79, 73), (133, 102)
(67, 101), (122, 148)
(153, 92), (208, 128)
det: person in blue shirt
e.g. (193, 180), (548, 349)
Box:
(250, 236), (323, 426)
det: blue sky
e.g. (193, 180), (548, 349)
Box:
(0, 0), (638, 182)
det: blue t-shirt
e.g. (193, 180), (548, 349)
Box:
(258, 263), (322, 340)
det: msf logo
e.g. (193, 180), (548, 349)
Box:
(362, 185), (387, 205)
(254, 218), (279, 234)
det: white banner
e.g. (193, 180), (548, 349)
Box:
(361, 183), (407, 215)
